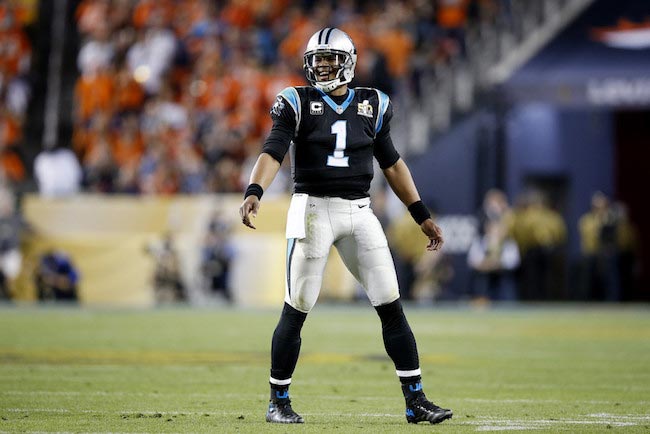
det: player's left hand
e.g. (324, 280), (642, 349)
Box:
(239, 196), (260, 229)
(420, 219), (444, 251)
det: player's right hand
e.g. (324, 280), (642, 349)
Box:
(239, 196), (260, 229)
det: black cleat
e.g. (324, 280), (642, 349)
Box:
(266, 400), (304, 424)
(405, 395), (453, 424)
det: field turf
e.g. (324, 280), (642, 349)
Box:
(0, 303), (649, 433)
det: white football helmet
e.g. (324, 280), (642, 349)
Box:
(303, 28), (357, 93)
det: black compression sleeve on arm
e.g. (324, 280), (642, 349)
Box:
(374, 132), (401, 169)
(262, 122), (294, 164)
(373, 103), (400, 169)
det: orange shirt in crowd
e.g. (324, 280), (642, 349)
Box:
(220, 0), (255, 30)
(278, 11), (318, 64)
(209, 74), (241, 113)
(132, 0), (174, 28)
(257, 0), (291, 23)
(112, 131), (144, 168)
(0, 149), (25, 181)
(114, 74), (145, 113)
(72, 126), (93, 158)
(0, 26), (31, 77)
(437, 0), (470, 29)
(373, 27), (414, 79)
(74, 71), (115, 121)
(0, 114), (22, 147)
(0, 2), (35, 26)
(75, 0), (110, 35)
(73, 125), (107, 161)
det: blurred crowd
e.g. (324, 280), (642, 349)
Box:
(0, 2), (32, 187)
(66, 0), (508, 195)
(387, 188), (640, 304)
(144, 211), (235, 304)
(577, 191), (637, 302)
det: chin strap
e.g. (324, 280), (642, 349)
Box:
(315, 79), (341, 93)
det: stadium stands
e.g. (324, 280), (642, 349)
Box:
(64, 0), (566, 195)
(0, 2), (32, 186)
(1, 0), (583, 195)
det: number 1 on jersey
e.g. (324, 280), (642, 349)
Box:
(327, 120), (349, 167)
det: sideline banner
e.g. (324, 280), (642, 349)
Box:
(15, 194), (355, 306)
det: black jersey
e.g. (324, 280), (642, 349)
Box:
(262, 86), (400, 199)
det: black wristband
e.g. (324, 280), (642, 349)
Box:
(244, 183), (263, 200)
(407, 200), (431, 225)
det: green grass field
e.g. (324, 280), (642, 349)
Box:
(1, 303), (649, 433)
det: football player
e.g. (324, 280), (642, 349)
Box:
(239, 27), (452, 425)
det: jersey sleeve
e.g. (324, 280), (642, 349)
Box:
(261, 88), (300, 163)
(373, 95), (401, 169)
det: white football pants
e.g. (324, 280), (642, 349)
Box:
(285, 195), (400, 313)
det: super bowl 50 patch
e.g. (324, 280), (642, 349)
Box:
(357, 100), (373, 118)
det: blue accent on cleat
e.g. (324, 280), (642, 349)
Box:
(266, 400), (304, 424)
(405, 395), (452, 425)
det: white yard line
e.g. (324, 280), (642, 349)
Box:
(470, 420), (639, 430)
(461, 414), (647, 430)
(461, 397), (650, 405)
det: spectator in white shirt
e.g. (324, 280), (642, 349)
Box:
(467, 219), (520, 302)
(33, 146), (82, 198)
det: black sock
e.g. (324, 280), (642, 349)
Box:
(374, 299), (420, 371)
(400, 377), (425, 402)
(270, 303), (308, 382)
(270, 383), (290, 403)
